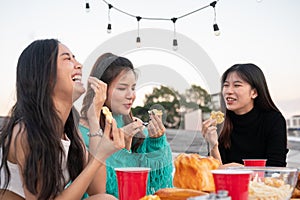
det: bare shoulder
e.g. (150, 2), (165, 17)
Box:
(8, 123), (28, 164)
(0, 190), (24, 200)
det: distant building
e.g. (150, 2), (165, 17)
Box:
(210, 92), (221, 111)
(287, 115), (300, 129)
(286, 115), (300, 136)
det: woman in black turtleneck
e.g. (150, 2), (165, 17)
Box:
(202, 63), (288, 167)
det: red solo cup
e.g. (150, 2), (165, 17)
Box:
(211, 169), (253, 200)
(243, 159), (267, 167)
(243, 159), (267, 178)
(115, 167), (150, 200)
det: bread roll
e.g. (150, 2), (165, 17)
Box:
(140, 195), (161, 200)
(154, 188), (208, 200)
(173, 153), (221, 192)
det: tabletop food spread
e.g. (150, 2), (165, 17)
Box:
(139, 110), (299, 200)
(140, 153), (300, 200)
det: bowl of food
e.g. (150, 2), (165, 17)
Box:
(230, 166), (298, 200)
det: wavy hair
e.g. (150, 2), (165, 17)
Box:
(0, 39), (86, 200)
(219, 63), (279, 148)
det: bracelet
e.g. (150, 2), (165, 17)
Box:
(87, 128), (104, 137)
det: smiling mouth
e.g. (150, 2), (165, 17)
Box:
(72, 75), (82, 82)
(226, 97), (236, 101)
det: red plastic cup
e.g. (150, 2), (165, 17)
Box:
(243, 159), (267, 178)
(211, 169), (253, 200)
(115, 167), (150, 200)
(243, 159), (267, 167)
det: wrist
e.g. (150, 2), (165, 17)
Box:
(211, 142), (219, 150)
(87, 128), (103, 137)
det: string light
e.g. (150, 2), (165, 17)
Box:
(87, 0), (221, 48)
(85, 1), (90, 13)
(136, 16), (142, 47)
(210, 1), (220, 36)
(107, 4), (113, 33)
(171, 18), (178, 51)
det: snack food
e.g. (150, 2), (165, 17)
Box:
(140, 195), (161, 200)
(173, 153), (221, 192)
(210, 111), (224, 125)
(154, 188), (208, 200)
(248, 177), (293, 200)
(102, 106), (113, 123)
(148, 109), (163, 116)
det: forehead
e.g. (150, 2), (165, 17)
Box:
(115, 70), (136, 83)
(58, 43), (71, 54)
(226, 71), (243, 81)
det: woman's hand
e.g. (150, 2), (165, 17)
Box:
(218, 162), (244, 169)
(121, 120), (143, 150)
(202, 118), (218, 150)
(87, 76), (107, 124)
(147, 113), (166, 138)
(91, 118), (125, 163)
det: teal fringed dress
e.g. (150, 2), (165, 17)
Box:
(79, 114), (174, 198)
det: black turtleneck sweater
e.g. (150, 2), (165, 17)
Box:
(219, 107), (288, 167)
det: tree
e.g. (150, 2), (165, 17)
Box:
(132, 86), (182, 128)
(132, 85), (213, 129)
(184, 84), (212, 113)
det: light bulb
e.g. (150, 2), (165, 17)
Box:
(136, 37), (141, 48)
(213, 24), (220, 36)
(173, 39), (178, 51)
(107, 23), (112, 33)
(85, 3), (90, 13)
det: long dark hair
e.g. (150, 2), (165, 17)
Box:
(0, 39), (85, 200)
(219, 63), (280, 148)
(80, 53), (145, 152)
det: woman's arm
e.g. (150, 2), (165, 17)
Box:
(265, 113), (288, 167)
(13, 119), (123, 200)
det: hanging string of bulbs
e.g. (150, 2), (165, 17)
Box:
(85, 0), (220, 50)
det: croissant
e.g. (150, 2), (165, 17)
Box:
(173, 153), (221, 192)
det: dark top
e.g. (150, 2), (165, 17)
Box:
(219, 107), (288, 167)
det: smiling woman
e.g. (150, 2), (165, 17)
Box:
(79, 52), (174, 198)
(0, 39), (123, 200)
(201, 63), (288, 167)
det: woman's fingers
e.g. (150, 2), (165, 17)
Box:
(148, 114), (165, 137)
(202, 119), (217, 136)
(147, 122), (156, 137)
(103, 118), (112, 138)
(151, 114), (163, 129)
(122, 121), (143, 137)
(103, 119), (125, 150)
(88, 76), (107, 102)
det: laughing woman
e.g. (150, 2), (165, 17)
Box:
(202, 63), (288, 167)
(0, 39), (124, 200)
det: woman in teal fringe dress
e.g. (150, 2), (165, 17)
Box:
(79, 53), (173, 198)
